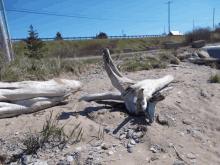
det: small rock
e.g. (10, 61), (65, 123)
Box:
(107, 151), (114, 156)
(56, 160), (70, 165)
(130, 139), (136, 145)
(34, 162), (48, 165)
(168, 143), (173, 148)
(127, 148), (133, 153)
(102, 144), (109, 150)
(126, 130), (133, 139)
(180, 132), (184, 136)
(76, 147), (82, 151)
(127, 143), (134, 148)
(66, 156), (73, 162)
(135, 138), (140, 143)
(119, 134), (126, 140)
(186, 153), (196, 159)
(192, 52), (198, 57)
(132, 132), (143, 139)
(150, 147), (157, 153)
(173, 161), (185, 165)
(88, 155), (93, 159)
(198, 50), (210, 58)
(22, 155), (32, 164)
(182, 120), (192, 125)
(104, 127), (111, 133)
(174, 67), (180, 70)
(91, 140), (103, 147)
(157, 115), (168, 125)
(15, 132), (18, 135)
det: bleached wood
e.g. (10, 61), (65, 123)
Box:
(0, 79), (82, 118)
(81, 49), (174, 123)
(79, 92), (122, 101)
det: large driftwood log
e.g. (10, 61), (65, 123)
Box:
(0, 78), (82, 118)
(80, 49), (174, 123)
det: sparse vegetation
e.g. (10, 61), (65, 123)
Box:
(117, 56), (167, 72)
(209, 74), (220, 83)
(22, 111), (83, 155)
(170, 58), (180, 65)
(97, 124), (105, 140)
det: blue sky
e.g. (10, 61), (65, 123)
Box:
(3, 0), (220, 39)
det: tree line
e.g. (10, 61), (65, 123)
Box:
(23, 25), (108, 59)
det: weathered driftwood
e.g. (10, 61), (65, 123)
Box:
(188, 58), (220, 64)
(80, 49), (174, 123)
(0, 78), (82, 118)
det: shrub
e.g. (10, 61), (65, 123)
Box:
(209, 74), (220, 83)
(184, 27), (212, 45)
(170, 58), (180, 65)
(95, 32), (108, 39)
(54, 32), (63, 40)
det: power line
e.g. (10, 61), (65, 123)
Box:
(4, 8), (159, 23)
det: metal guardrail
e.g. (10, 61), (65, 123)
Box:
(11, 35), (164, 42)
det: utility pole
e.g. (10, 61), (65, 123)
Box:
(0, 0), (14, 61)
(164, 26), (165, 34)
(213, 8), (215, 30)
(166, 1), (173, 42)
(193, 20), (194, 32)
(0, 12), (10, 62)
(212, 8), (215, 44)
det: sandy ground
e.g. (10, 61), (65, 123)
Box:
(0, 55), (220, 165)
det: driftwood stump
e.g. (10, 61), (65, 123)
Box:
(80, 49), (174, 123)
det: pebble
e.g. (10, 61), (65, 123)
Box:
(104, 127), (111, 133)
(66, 156), (73, 162)
(34, 162), (48, 165)
(174, 67), (180, 70)
(119, 134), (126, 140)
(127, 148), (133, 153)
(127, 143), (134, 148)
(126, 130), (133, 139)
(57, 160), (70, 165)
(91, 140), (102, 147)
(76, 147), (82, 151)
(186, 153), (196, 159)
(168, 143), (173, 148)
(102, 144), (109, 150)
(173, 161), (185, 165)
(150, 147), (157, 153)
(107, 151), (114, 156)
(130, 139), (136, 145)
(157, 115), (168, 125)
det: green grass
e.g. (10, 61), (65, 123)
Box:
(12, 36), (184, 58)
(1, 36), (183, 82)
(22, 111), (83, 155)
(170, 58), (180, 65)
(118, 56), (167, 72)
(209, 74), (220, 83)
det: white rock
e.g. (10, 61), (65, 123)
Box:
(107, 151), (114, 156)
(66, 156), (73, 162)
(76, 147), (82, 151)
(130, 139), (136, 145)
(150, 147), (157, 153)
(119, 134), (126, 140)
